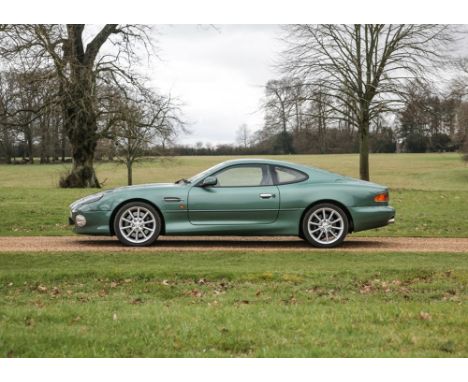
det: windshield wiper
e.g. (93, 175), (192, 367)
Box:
(175, 178), (191, 184)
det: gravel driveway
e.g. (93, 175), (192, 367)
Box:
(0, 236), (467, 252)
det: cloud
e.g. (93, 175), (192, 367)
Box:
(147, 25), (283, 144)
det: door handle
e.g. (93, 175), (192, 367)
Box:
(259, 193), (275, 199)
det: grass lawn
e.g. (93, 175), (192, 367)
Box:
(0, 153), (467, 237)
(0, 250), (466, 357)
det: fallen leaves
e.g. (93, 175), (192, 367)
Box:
(36, 285), (48, 293)
(359, 279), (410, 295)
(419, 311), (432, 321)
(71, 316), (81, 324)
(360, 284), (373, 294)
(185, 289), (204, 298)
(33, 299), (45, 309)
(25, 316), (35, 327)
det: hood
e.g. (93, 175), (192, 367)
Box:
(112, 182), (183, 193)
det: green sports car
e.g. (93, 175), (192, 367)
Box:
(69, 159), (395, 248)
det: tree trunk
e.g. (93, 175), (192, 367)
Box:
(127, 159), (133, 186)
(61, 123), (66, 162)
(281, 109), (289, 154)
(60, 113), (100, 187)
(40, 115), (48, 164)
(359, 117), (370, 181)
(59, 67), (100, 188)
(26, 128), (34, 164)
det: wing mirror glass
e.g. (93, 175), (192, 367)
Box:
(201, 176), (217, 187)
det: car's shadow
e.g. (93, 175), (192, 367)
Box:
(74, 236), (389, 250)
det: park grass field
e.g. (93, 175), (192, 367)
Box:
(0, 250), (467, 357)
(0, 153), (467, 237)
(0, 153), (467, 358)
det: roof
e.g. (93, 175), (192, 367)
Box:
(221, 158), (304, 167)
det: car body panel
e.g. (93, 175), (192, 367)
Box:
(70, 159), (395, 237)
(188, 185), (280, 225)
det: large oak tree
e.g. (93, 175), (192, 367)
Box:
(281, 24), (453, 180)
(0, 24), (152, 187)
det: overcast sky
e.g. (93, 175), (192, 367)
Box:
(148, 25), (283, 145)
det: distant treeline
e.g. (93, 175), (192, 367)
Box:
(168, 78), (467, 156)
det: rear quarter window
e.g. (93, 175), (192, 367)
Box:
(273, 166), (308, 185)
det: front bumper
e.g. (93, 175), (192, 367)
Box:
(69, 209), (112, 235)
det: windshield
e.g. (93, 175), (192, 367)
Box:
(185, 163), (226, 184)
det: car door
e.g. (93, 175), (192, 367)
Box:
(188, 164), (279, 225)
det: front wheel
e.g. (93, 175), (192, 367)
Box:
(114, 202), (162, 246)
(302, 203), (348, 248)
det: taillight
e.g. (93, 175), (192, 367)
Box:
(374, 192), (389, 203)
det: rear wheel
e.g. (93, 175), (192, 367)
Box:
(302, 203), (348, 248)
(114, 202), (161, 246)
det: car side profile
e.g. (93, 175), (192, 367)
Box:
(69, 159), (395, 248)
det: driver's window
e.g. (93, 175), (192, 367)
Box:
(215, 165), (270, 187)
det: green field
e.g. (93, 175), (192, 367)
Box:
(0, 153), (467, 237)
(0, 250), (467, 357)
(1, 153), (467, 357)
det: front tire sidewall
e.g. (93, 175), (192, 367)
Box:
(302, 203), (348, 248)
(114, 202), (162, 247)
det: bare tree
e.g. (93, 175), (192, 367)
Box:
(263, 78), (295, 154)
(111, 89), (185, 186)
(0, 24), (153, 187)
(236, 124), (250, 148)
(281, 24), (454, 180)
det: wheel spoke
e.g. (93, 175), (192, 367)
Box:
(307, 207), (345, 245)
(119, 206), (157, 244)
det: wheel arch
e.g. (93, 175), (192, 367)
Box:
(109, 198), (165, 235)
(299, 199), (354, 237)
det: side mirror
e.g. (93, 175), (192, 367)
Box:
(201, 176), (217, 187)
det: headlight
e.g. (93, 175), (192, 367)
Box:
(75, 215), (87, 227)
(70, 192), (104, 212)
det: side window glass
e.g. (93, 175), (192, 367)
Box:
(274, 166), (307, 185)
(215, 166), (269, 187)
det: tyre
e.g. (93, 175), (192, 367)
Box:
(114, 201), (162, 246)
(302, 203), (348, 248)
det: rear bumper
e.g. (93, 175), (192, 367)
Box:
(350, 205), (395, 232)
